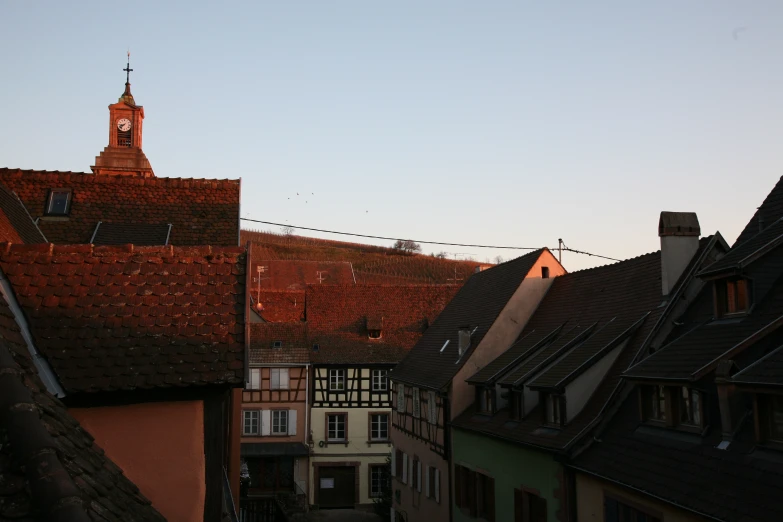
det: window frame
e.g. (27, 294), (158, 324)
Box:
(427, 391), (438, 425)
(396, 383), (406, 412)
(369, 463), (390, 498)
(371, 369), (388, 391)
(328, 369), (346, 391)
(271, 409), (288, 436)
(243, 410), (260, 436)
(677, 386), (704, 429)
(270, 368), (289, 390)
(326, 412), (347, 442)
(368, 412), (390, 442)
(641, 385), (670, 426)
(715, 277), (753, 318)
(45, 188), (73, 216)
(544, 393), (565, 427)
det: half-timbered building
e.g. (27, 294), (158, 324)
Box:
(242, 322), (311, 509)
(389, 249), (565, 522)
(306, 284), (459, 509)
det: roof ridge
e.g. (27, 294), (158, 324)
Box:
(562, 249), (660, 276)
(0, 242), (246, 256)
(0, 168), (240, 187)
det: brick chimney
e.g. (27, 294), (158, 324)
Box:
(658, 212), (700, 296)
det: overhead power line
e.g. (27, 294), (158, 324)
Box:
(239, 217), (621, 262)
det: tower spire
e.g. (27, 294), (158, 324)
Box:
(120, 50), (135, 104)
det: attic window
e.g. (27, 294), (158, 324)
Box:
(642, 385), (668, 423)
(46, 189), (72, 216)
(312, 343), (320, 352)
(716, 278), (751, 317)
(272, 340), (283, 349)
(541, 266), (550, 279)
(544, 394), (565, 427)
(368, 329), (382, 339)
(477, 388), (493, 414)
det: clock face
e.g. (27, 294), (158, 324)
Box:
(117, 118), (132, 132)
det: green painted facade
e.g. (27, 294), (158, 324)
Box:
(453, 428), (563, 522)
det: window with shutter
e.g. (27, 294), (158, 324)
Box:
(434, 468), (440, 503)
(395, 449), (403, 478)
(243, 410), (259, 435)
(249, 368), (260, 390)
(271, 368), (289, 390)
(454, 465), (462, 507)
(402, 452), (408, 484)
(287, 409), (297, 435)
(390, 447), (396, 477)
(413, 387), (421, 418)
(425, 465), (430, 498)
(416, 459), (422, 492)
(428, 391), (437, 424)
(397, 384), (405, 412)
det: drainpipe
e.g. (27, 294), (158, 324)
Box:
(305, 363), (310, 503)
(445, 394), (453, 522)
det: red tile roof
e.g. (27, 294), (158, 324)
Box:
(254, 290), (305, 322)
(0, 243), (246, 394)
(248, 323), (310, 364)
(0, 182), (46, 244)
(306, 284), (460, 364)
(0, 168), (240, 246)
(0, 267), (165, 521)
(249, 256), (355, 290)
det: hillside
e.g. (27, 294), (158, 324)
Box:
(241, 229), (487, 285)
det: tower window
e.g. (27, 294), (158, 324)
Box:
(46, 189), (72, 216)
(117, 128), (132, 147)
(541, 266), (550, 279)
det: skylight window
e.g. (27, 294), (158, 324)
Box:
(45, 189), (72, 216)
(272, 340), (283, 349)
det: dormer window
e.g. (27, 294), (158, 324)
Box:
(716, 278), (751, 317)
(368, 329), (382, 339)
(678, 387), (703, 427)
(642, 385), (705, 430)
(272, 340), (283, 349)
(544, 394), (565, 427)
(477, 387), (493, 414)
(46, 189), (72, 216)
(644, 385), (668, 423)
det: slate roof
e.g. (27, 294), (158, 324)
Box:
(0, 168), (240, 246)
(0, 183), (46, 244)
(92, 222), (171, 246)
(731, 344), (783, 388)
(571, 392), (783, 522)
(698, 217), (783, 277)
(0, 270), (164, 521)
(249, 323), (310, 365)
(624, 276), (783, 382)
(307, 284), (459, 365)
(452, 245), (717, 451)
(0, 243), (246, 394)
(735, 175), (783, 246)
(390, 250), (546, 390)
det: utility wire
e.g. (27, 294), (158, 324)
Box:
(239, 217), (621, 262)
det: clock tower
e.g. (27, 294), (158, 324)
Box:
(91, 54), (155, 177)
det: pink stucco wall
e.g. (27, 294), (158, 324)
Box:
(71, 401), (206, 522)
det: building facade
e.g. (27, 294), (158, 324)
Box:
(390, 249), (564, 522)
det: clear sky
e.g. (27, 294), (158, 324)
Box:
(1, 1), (782, 270)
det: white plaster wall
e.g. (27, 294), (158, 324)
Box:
(565, 341), (625, 421)
(451, 250), (565, 418)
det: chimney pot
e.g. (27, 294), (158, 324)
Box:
(659, 212), (700, 296)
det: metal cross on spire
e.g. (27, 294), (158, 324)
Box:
(123, 51), (133, 84)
